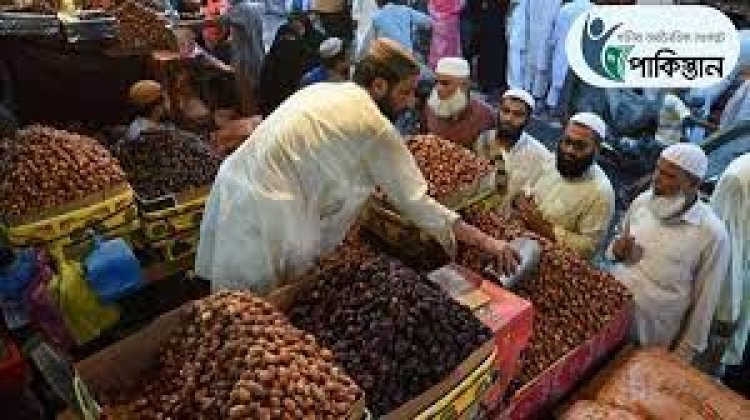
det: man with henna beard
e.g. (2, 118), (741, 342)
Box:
(515, 112), (615, 259)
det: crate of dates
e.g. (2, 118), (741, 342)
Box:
(282, 256), (497, 419)
(109, 0), (177, 54)
(0, 125), (139, 249)
(111, 127), (221, 242)
(456, 208), (634, 419)
(75, 292), (366, 419)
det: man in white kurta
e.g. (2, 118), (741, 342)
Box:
(546, 0), (592, 111)
(474, 89), (553, 211)
(711, 153), (750, 370)
(608, 144), (730, 362)
(197, 39), (520, 294)
(506, 0), (528, 90)
(517, 113), (615, 259)
(527, 0), (561, 99)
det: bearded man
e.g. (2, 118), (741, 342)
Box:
(607, 144), (730, 364)
(516, 112), (615, 259)
(422, 57), (495, 147)
(474, 88), (553, 212)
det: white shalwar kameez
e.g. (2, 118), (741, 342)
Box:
(608, 191), (731, 355)
(711, 153), (750, 366)
(528, 163), (615, 259)
(546, 0), (592, 109)
(196, 83), (459, 294)
(506, 0), (528, 90)
(527, 0), (561, 99)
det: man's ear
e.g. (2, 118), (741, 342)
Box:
(370, 78), (389, 99)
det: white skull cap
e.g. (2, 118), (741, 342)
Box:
(661, 143), (708, 179)
(435, 57), (470, 79)
(502, 88), (535, 111)
(570, 112), (607, 139)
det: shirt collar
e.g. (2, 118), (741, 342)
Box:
(678, 199), (704, 225)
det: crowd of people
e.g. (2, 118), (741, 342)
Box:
(125, 0), (749, 390)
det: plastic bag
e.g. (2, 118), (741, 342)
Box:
(84, 235), (143, 304)
(48, 248), (120, 345)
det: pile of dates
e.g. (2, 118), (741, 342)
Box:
(111, 1), (178, 51)
(406, 135), (493, 202)
(290, 256), (492, 416)
(0, 125), (127, 219)
(111, 292), (362, 419)
(458, 209), (631, 385)
(112, 128), (221, 200)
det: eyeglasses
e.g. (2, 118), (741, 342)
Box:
(559, 136), (592, 153)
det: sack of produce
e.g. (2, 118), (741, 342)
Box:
(595, 348), (750, 420)
(0, 125), (127, 221)
(562, 400), (643, 420)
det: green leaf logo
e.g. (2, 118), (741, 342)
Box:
(603, 45), (634, 82)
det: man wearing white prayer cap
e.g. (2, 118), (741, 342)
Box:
(300, 37), (351, 87)
(607, 143), (730, 364)
(474, 88), (553, 212)
(515, 112), (615, 259)
(422, 57), (494, 147)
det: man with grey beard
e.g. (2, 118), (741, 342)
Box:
(422, 57), (494, 147)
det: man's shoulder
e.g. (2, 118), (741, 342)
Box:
(589, 164), (616, 200)
(695, 201), (730, 243)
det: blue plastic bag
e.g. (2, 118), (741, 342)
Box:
(84, 236), (143, 304)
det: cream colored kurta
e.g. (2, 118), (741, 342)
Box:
(196, 82), (459, 294)
(609, 191), (730, 355)
(529, 163), (615, 258)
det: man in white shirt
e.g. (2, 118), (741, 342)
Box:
(654, 91), (692, 147)
(516, 112), (616, 259)
(608, 144), (730, 363)
(474, 89), (553, 211)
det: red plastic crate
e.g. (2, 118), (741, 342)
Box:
(498, 300), (634, 420)
(0, 336), (28, 394)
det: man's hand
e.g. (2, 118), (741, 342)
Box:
(485, 238), (521, 277)
(675, 341), (697, 363)
(612, 234), (641, 263)
(516, 194), (555, 239)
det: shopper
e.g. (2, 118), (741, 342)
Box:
(209, 0), (265, 116)
(464, 0), (509, 96)
(607, 144), (730, 363)
(474, 89), (553, 212)
(710, 153), (750, 375)
(422, 57), (494, 147)
(427, 0), (462, 68)
(258, 12), (323, 115)
(515, 113), (615, 259)
(362, 0), (433, 55)
(125, 80), (170, 141)
(197, 39), (520, 294)
(300, 37), (351, 86)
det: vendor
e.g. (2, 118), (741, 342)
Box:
(300, 37), (351, 87)
(196, 38), (521, 294)
(474, 89), (553, 212)
(607, 144), (730, 364)
(126, 80), (170, 141)
(422, 57), (495, 147)
(515, 113), (615, 259)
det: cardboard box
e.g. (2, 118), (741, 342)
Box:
(427, 265), (533, 413)
(501, 300), (634, 420)
(73, 302), (366, 419)
(270, 269), (498, 419)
